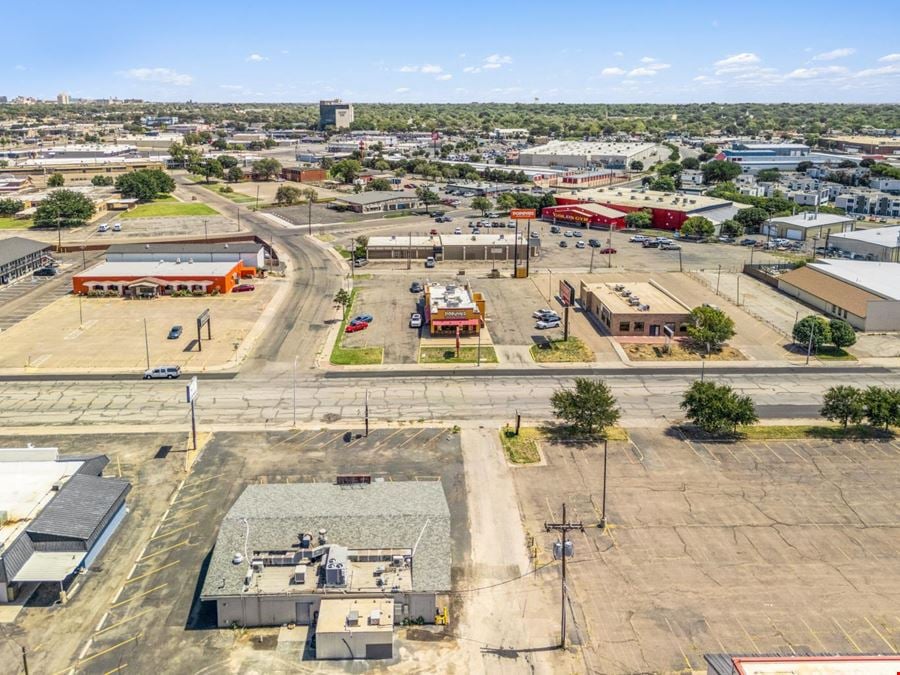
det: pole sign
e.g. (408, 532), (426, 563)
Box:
(558, 280), (576, 307)
(510, 208), (537, 220)
(186, 376), (198, 403)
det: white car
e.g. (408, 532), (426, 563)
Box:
(454, 227), (462, 234)
(98, 223), (109, 232)
(409, 313), (423, 328)
(575, 241), (585, 249)
(629, 234), (648, 242)
(532, 308), (559, 319)
(112, 222), (122, 232)
(535, 319), (561, 329)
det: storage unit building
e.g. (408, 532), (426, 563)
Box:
(105, 242), (266, 270)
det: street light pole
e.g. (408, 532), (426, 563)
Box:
(143, 318), (150, 370)
(292, 355), (297, 428)
(599, 439), (608, 530)
(203, 219), (208, 242)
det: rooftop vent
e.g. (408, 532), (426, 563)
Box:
(368, 609), (382, 626)
(318, 529), (327, 545)
(232, 552), (244, 565)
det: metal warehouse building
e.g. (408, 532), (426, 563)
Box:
(367, 233), (538, 262)
(827, 225), (900, 262)
(105, 241), (267, 270)
(200, 480), (452, 659)
(761, 212), (855, 242)
(518, 141), (667, 169)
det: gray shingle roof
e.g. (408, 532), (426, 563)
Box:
(0, 237), (52, 268)
(202, 481), (451, 599)
(27, 474), (131, 542)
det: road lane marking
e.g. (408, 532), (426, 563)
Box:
(95, 608), (153, 636)
(799, 616), (828, 652)
(96, 612), (109, 632)
(125, 560), (179, 584)
(79, 639), (93, 659)
(109, 584), (167, 609)
(663, 616), (693, 671)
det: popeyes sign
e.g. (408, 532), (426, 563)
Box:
(509, 209), (537, 220)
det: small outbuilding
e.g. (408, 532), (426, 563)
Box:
(315, 598), (394, 660)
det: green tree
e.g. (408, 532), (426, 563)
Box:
(34, 189), (96, 228)
(625, 210), (652, 229)
(212, 138), (228, 151)
(192, 158), (224, 183)
(496, 192), (517, 211)
(334, 289), (352, 317)
(0, 198), (24, 216)
(217, 155), (239, 169)
(471, 196), (493, 215)
(275, 185), (303, 205)
(226, 166), (244, 182)
(649, 176), (676, 192)
(793, 316), (831, 351)
(756, 168), (781, 183)
(719, 219), (743, 238)
(657, 161), (682, 177)
(680, 216), (715, 239)
(681, 157), (700, 170)
(828, 319), (856, 350)
(629, 160), (644, 171)
(367, 178), (393, 191)
(91, 174), (115, 186)
(47, 173), (65, 187)
(862, 387), (900, 430)
(820, 385), (865, 428)
(252, 158), (282, 181)
(681, 381), (758, 434)
(734, 207), (769, 232)
(702, 160), (742, 183)
(550, 378), (620, 437)
(115, 169), (174, 201)
(416, 186), (441, 214)
(330, 159), (363, 184)
(796, 160), (813, 173)
(687, 305), (736, 352)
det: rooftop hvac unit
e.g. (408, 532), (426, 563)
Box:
(244, 569), (253, 586)
(232, 552), (244, 565)
(251, 559), (264, 573)
(369, 609), (382, 625)
(614, 284), (625, 291)
(300, 533), (312, 548)
(639, 304), (650, 311)
(391, 555), (404, 567)
(188, 258), (193, 264)
(374, 566), (385, 576)
(318, 529), (327, 545)
(293, 564), (306, 584)
(621, 289), (632, 297)
(629, 297), (640, 306)
(376, 577), (384, 587)
(346, 610), (359, 627)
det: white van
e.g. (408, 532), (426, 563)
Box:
(143, 365), (182, 380)
(112, 222), (122, 232)
(98, 223), (109, 232)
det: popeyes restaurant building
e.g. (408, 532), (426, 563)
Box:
(424, 283), (486, 337)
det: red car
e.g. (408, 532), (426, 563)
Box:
(232, 284), (255, 293)
(599, 247), (617, 254)
(430, 228), (439, 235)
(345, 321), (369, 333)
(404, 183), (416, 189)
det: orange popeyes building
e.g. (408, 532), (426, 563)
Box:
(424, 282), (485, 336)
(73, 259), (248, 297)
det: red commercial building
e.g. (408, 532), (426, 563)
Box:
(541, 203), (627, 230)
(554, 188), (737, 231)
(281, 167), (327, 183)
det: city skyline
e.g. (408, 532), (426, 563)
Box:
(2, 0), (899, 104)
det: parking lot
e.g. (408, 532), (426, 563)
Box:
(0, 280), (280, 372)
(513, 430), (900, 672)
(1, 428), (467, 674)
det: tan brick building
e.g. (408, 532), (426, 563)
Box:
(579, 280), (692, 337)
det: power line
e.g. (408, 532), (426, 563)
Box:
(446, 559), (558, 594)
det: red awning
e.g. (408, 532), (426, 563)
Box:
(432, 319), (480, 327)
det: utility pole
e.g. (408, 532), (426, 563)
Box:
(716, 264), (722, 296)
(525, 219), (531, 277)
(22, 646), (29, 675)
(364, 388), (369, 437)
(407, 232), (412, 270)
(544, 503), (584, 649)
(237, 207), (241, 231)
(143, 318), (150, 370)
(678, 247), (683, 273)
(255, 184), (260, 211)
(805, 322), (816, 365)
(589, 245), (595, 274)
(736, 275), (741, 306)
(600, 439), (608, 530)
(292, 355), (297, 428)
(607, 222), (613, 268)
(203, 219), (208, 242)
(513, 221), (519, 276)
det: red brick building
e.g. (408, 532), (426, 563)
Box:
(541, 203), (627, 229)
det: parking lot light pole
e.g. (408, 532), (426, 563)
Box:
(599, 439), (608, 530)
(143, 318), (150, 370)
(589, 246), (595, 274)
(292, 355), (297, 428)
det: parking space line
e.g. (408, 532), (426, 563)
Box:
(125, 560), (179, 584)
(75, 633), (142, 667)
(165, 503), (206, 521)
(149, 522), (196, 542)
(400, 428), (430, 448)
(832, 617), (862, 653)
(104, 664), (127, 675)
(762, 442), (785, 463)
(663, 616), (693, 671)
(734, 614), (761, 653)
(182, 472), (226, 488)
(781, 441), (809, 462)
(799, 616), (828, 652)
(137, 539), (190, 563)
(95, 608), (153, 636)
(302, 429), (330, 447)
(703, 617), (728, 654)
(864, 616), (897, 653)
(110, 584), (167, 609)
(374, 427), (407, 448)
(172, 487), (217, 505)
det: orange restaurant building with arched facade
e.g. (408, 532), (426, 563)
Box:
(73, 259), (249, 297)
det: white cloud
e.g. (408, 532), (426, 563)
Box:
(219, 84), (245, 90)
(785, 66), (848, 79)
(628, 67), (659, 77)
(464, 54), (513, 73)
(14, 64), (26, 71)
(280, 49), (289, 55)
(123, 67), (193, 86)
(420, 64), (443, 74)
(246, 53), (268, 62)
(613, 51), (624, 58)
(600, 67), (626, 76)
(855, 63), (900, 78)
(640, 56), (656, 63)
(878, 53), (900, 62)
(435, 73), (453, 81)
(714, 52), (760, 73)
(813, 47), (855, 61)
(399, 63), (443, 74)
(394, 87), (410, 93)
(484, 54), (513, 66)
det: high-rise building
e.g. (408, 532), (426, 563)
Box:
(319, 99), (354, 130)
(57, 92), (70, 104)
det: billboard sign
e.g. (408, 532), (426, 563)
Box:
(558, 280), (576, 307)
(186, 376), (198, 404)
(510, 208), (537, 220)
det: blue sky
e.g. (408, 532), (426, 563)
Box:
(3, 1), (898, 103)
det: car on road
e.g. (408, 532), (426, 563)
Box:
(535, 319), (562, 329)
(531, 231), (540, 238)
(740, 238), (757, 246)
(232, 284), (255, 292)
(629, 234), (648, 242)
(167, 325), (183, 339)
(409, 313), (423, 328)
(575, 240), (585, 248)
(143, 365), (181, 380)
(599, 247), (617, 254)
(425, 257), (436, 268)
(353, 258), (369, 267)
(431, 210), (445, 217)
(112, 223), (122, 232)
(351, 314), (374, 325)
(659, 242), (681, 250)
(507, 222), (516, 229)
(430, 228), (439, 235)
(559, 240), (568, 248)
(32, 267), (57, 276)
(641, 239), (661, 248)
(718, 235), (734, 244)
(550, 225), (561, 234)
(485, 212), (499, 218)
(410, 281), (423, 293)
(404, 183), (416, 189)
(345, 321), (368, 333)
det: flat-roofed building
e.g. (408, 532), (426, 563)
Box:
(541, 202), (627, 229)
(319, 99), (354, 130)
(74, 259), (246, 297)
(827, 225), (900, 262)
(705, 654), (900, 675)
(424, 282), (485, 336)
(366, 232), (537, 262)
(579, 280), (693, 337)
(105, 241), (266, 270)
(761, 212), (855, 241)
(332, 190), (421, 214)
(315, 598), (394, 660)
(821, 134), (900, 155)
(777, 259), (900, 331)
(519, 141), (666, 169)
(200, 481), (451, 629)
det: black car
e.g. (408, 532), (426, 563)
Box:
(410, 281), (423, 293)
(559, 240), (568, 248)
(33, 267), (57, 277)
(588, 239), (601, 248)
(167, 325), (183, 340)
(641, 239), (660, 248)
(740, 238), (757, 246)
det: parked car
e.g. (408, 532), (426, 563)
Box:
(485, 212), (499, 218)
(32, 267), (57, 277)
(535, 319), (562, 329)
(425, 257), (436, 268)
(533, 308), (559, 319)
(531, 231), (540, 238)
(572, 231), (583, 238)
(507, 222), (516, 229)
(167, 325), (183, 339)
(659, 242), (681, 250)
(717, 235), (734, 244)
(629, 234), (648, 242)
(642, 239), (660, 248)
(575, 241), (586, 249)
(740, 238), (757, 246)
(588, 239), (601, 247)
(353, 258), (369, 267)
(232, 284), (255, 292)
(430, 229), (439, 235)
(404, 183), (416, 189)
(112, 223), (122, 232)
(559, 240), (568, 248)
(453, 227), (462, 234)
(550, 226), (561, 234)
(599, 247), (617, 254)
(98, 223), (109, 232)
(409, 313), (423, 328)
(351, 314), (374, 325)
(564, 230), (573, 238)
(143, 365), (181, 380)
(410, 281), (424, 293)
(345, 321), (368, 333)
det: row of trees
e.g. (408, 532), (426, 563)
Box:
(821, 386), (900, 429)
(115, 168), (175, 202)
(792, 315), (856, 351)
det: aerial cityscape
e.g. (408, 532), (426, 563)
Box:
(1, 2), (899, 673)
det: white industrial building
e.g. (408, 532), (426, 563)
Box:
(200, 480), (451, 657)
(518, 141), (666, 169)
(761, 212), (855, 241)
(827, 225), (900, 262)
(105, 242), (267, 270)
